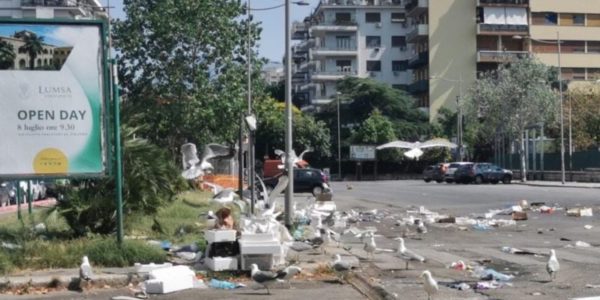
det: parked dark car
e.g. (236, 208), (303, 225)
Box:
(444, 162), (472, 183)
(454, 163), (513, 184)
(423, 163), (447, 183)
(264, 168), (329, 196)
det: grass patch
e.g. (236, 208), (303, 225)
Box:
(0, 190), (215, 273)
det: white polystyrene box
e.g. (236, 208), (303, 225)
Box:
(240, 232), (276, 242)
(205, 257), (238, 271)
(205, 229), (237, 243)
(145, 266), (195, 294)
(134, 262), (173, 275)
(239, 240), (281, 254)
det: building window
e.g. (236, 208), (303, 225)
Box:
(573, 14), (585, 25)
(392, 60), (408, 72)
(336, 36), (352, 49)
(336, 60), (352, 73)
(366, 60), (381, 72)
(561, 68), (586, 80)
(532, 12), (557, 25)
(391, 36), (406, 48)
(391, 12), (405, 23)
(365, 12), (380, 23)
(366, 36), (381, 48)
(560, 13), (585, 26)
(588, 14), (600, 27)
(562, 41), (586, 53)
(335, 12), (352, 25)
(588, 41), (600, 53)
(588, 68), (600, 81)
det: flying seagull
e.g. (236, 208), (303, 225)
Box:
(274, 147), (313, 168)
(546, 249), (560, 281)
(250, 263), (281, 294)
(376, 138), (457, 160)
(394, 238), (425, 270)
(421, 270), (439, 300)
(180, 143), (231, 179)
(276, 265), (302, 288)
(79, 256), (93, 290)
(331, 254), (352, 282)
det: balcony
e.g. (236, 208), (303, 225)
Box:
(406, 24), (428, 42)
(312, 69), (357, 81)
(408, 51), (428, 69)
(310, 20), (358, 33)
(300, 82), (316, 91)
(292, 22), (309, 40)
(477, 23), (528, 35)
(318, 0), (403, 7)
(477, 50), (529, 63)
(20, 0), (91, 14)
(311, 45), (357, 57)
(407, 79), (429, 94)
(405, 0), (428, 17)
(477, 0), (528, 7)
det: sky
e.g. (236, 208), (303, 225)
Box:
(0, 24), (69, 46)
(100, 0), (320, 63)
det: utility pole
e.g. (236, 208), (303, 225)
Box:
(284, 0), (294, 228)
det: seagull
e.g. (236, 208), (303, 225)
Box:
(250, 263), (280, 295)
(274, 147), (313, 168)
(376, 138), (457, 160)
(212, 188), (235, 205)
(180, 143), (231, 179)
(331, 254), (352, 282)
(364, 234), (377, 260)
(421, 270), (439, 300)
(79, 256), (93, 290)
(394, 238), (425, 270)
(276, 266), (302, 288)
(416, 219), (428, 235)
(546, 249), (560, 281)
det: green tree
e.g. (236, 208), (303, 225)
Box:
(568, 85), (600, 150)
(16, 32), (44, 70)
(0, 40), (15, 70)
(254, 97), (331, 160)
(113, 0), (263, 155)
(465, 57), (558, 181)
(350, 109), (400, 161)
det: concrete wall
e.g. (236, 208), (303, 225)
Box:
(535, 53), (600, 69)
(428, 0), (477, 121)
(531, 26), (600, 42)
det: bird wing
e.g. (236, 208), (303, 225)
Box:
(269, 175), (289, 200)
(180, 143), (200, 168)
(80, 264), (93, 279)
(253, 271), (278, 283)
(404, 249), (425, 262)
(181, 167), (203, 180)
(333, 261), (351, 272)
(298, 147), (313, 161)
(547, 258), (559, 273)
(419, 138), (458, 149)
(201, 143), (231, 162)
(274, 149), (285, 157)
(376, 140), (416, 150)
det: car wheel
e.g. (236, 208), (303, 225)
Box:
(445, 179), (452, 183)
(424, 179), (431, 183)
(491, 180), (499, 184)
(475, 175), (483, 184)
(435, 179), (443, 183)
(312, 186), (323, 196)
(502, 176), (512, 184)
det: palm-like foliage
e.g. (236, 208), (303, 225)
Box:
(17, 33), (44, 70)
(0, 40), (15, 70)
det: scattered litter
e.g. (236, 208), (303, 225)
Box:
(475, 280), (512, 290)
(501, 247), (536, 255)
(437, 217), (456, 223)
(519, 200), (529, 210)
(585, 225), (593, 230)
(450, 260), (467, 271)
(473, 224), (492, 231)
(567, 207), (593, 217)
(134, 262), (173, 275)
(209, 279), (239, 290)
(575, 241), (592, 248)
(33, 223), (46, 233)
(586, 284), (600, 289)
(449, 282), (471, 291)
(1, 242), (21, 250)
(531, 292), (544, 296)
(512, 212), (528, 221)
(145, 266), (197, 294)
(473, 267), (514, 281)
(561, 237), (572, 241)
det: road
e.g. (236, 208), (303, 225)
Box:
(329, 180), (600, 300)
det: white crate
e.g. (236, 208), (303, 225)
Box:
(240, 232), (276, 242)
(240, 254), (273, 271)
(239, 240), (281, 255)
(205, 257), (238, 271)
(205, 230), (237, 243)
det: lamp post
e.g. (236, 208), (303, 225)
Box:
(513, 32), (565, 184)
(429, 75), (463, 161)
(336, 92), (342, 180)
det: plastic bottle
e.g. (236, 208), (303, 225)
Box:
(209, 278), (237, 290)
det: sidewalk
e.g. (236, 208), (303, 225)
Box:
(514, 180), (600, 189)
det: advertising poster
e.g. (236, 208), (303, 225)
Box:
(0, 21), (107, 177)
(350, 145), (376, 161)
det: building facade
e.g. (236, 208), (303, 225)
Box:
(261, 62), (285, 85)
(0, 0), (104, 19)
(0, 30), (72, 70)
(405, 0), (600, 122)
(292, 0), (410, 110)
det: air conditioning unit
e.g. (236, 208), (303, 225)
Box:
(376, 22), (382, 28)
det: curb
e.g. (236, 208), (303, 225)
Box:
(347, 272), (396, 300)
(513, 182), (600, 189)
(0, 273), (136, 292)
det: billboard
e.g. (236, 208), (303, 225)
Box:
(0, 20), (108, 178)
(349, 145), (376, 161)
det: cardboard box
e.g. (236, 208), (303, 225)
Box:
(205, 230), (237, 243)
(512, 212), (528, 221)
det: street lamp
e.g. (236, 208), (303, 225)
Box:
(244, 0), (310, 217)
(514, 32), (565, 184)
(336, 92), (342, 180)
(429, 75), (464, 161)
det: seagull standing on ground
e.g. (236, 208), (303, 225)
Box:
(547, 249), (560, 281)
(395, 238), (425, 270)
(421, 270), (438, 300)
(364, 234), (376, 260)
(79, 256), (93, 290)
(276, 266), (302, 288)
(416, 219), (427, 235)
(250, 264), (280, 295)
(331, 254), (352, 282)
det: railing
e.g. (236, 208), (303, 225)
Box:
(479, 0), (528, 5)
(407, 79), (429, 94)
(21, 0), (80, 7)
(478, 23), (528, 33)
(314, 44), (357, 51)
(313, 70), (357, 76)
(407, 24), (428, 41)
(405, 0), (427, 13)
(319, 0), (403, 6)
(408, 51), (428, 68)
(477, 50), (529, 62)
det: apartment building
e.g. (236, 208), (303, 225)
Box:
(261, 62), (285, 85)
(0, 0), (105, 19)
(405, 0), (600, 122)
(291, 0), (410, 110)
(0, 30), (73, 70)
